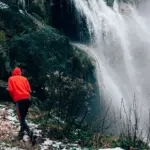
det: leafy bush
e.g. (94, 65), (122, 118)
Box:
(0, 31), (6, 42)
(42, 72), (95, 125)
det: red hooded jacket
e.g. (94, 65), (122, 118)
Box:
(8, 67), (31, 102)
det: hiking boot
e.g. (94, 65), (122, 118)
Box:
(28, 130), (33, 138)
(28, 130), (37, 146)
(18, 131), (24, 141)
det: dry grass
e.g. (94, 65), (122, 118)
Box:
(0, 105), (41, 150)
(92, 133), (119, 148)
(0, 108), (17, 140)
(1, 139), (40, 150)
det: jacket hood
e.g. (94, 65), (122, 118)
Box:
(12, 67), (22, 76)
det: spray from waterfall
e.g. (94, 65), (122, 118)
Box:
(73, 0), (150, 130)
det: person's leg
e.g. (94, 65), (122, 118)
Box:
(23, 100), (36, 144)
(16, 99), (33, 140)
(16, 101), (26, 140)
(23, 100), (33, 137)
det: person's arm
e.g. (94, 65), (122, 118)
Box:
(25, 78), (32, 106)
(8, 78), (13, 99)
(26, 78), (31, 93)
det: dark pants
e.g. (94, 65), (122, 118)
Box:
(16, 99), (31, 137)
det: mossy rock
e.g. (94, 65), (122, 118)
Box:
(0, 8), (36, 36)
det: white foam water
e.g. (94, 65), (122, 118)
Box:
(73, 0), (150, 134)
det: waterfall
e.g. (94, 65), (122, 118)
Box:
(0, 1), (8, 9)
(73, 0), (150, 131)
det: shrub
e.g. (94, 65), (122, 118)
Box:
(0, 31), (6, 42)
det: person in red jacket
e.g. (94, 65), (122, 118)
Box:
(8, 67), (33, 140)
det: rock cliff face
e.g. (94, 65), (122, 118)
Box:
(2, 0), (90, 43)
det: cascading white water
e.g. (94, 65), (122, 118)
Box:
(73, 0), (150, 130)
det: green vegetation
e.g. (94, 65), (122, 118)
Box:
(0, 4), (98, 147)
(0, 1), (149, 149)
